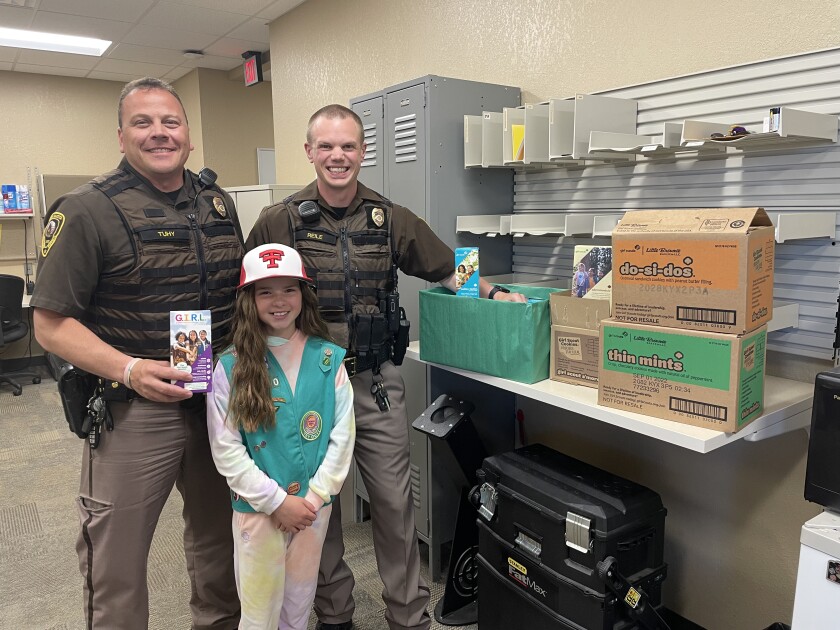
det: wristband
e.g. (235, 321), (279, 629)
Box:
(488, 285), (511, 300)
(123, 358), (142, 390)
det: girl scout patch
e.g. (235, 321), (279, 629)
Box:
(41, 212), (66, 257)
(300, 411), (322, 441)
(321, 347), (333, 369)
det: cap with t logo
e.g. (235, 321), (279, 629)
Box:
(237, 243), (313, 289)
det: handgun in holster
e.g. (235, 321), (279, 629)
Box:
(56, 363), (99, 439)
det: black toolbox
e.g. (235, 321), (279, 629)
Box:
(475, 444), (668, 629)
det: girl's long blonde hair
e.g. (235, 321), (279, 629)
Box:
(228, 281), (332, 433)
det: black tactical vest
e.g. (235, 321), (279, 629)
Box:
(84, 168), (243, 358)
(287, 198), (394, 349)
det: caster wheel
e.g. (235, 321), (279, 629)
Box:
(13, 390), (22, 396)
(33, 377), (41, 384)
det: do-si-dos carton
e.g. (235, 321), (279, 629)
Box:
(170, 310), (212, 392)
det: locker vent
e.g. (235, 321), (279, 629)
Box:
(361, 122), (377, 168)
(393, 113), (418, 163)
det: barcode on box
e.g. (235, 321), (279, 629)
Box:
(670, 396), (728, 421)
(676, 306), (736, 325)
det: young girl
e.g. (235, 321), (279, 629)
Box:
(207, 243), (355, 630)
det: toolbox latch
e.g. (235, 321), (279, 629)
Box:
(565, 512), (592, 553)
(515, 530), (542, 559)
(477, 482), (498, 521)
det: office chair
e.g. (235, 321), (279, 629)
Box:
(0, 274), (42, 396)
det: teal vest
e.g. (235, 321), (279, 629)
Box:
(219, 337), (346, 513)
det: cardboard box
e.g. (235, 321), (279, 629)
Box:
(549, 292), (610, 387)
(611, 208), (774, 334)
(420, 284), (559, 384)
(598, 320), (767, 432)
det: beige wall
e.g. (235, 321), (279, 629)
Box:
(266, 0), (840, 626)
(191, 68), (274, 188)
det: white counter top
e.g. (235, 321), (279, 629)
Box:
(406, 341), (814, 454)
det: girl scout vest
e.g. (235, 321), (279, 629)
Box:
(219, 337), (346, 512)
(87, 166), (242, 357)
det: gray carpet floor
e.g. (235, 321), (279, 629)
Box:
(0, 373), (476, 630)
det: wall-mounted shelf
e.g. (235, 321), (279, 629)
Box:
(463, 112), (509, 168)
(473, 106), (839, 170)
(455, 214), (509, 236)
(0, 213), (34, 219)
(767, 211), (837, 242)
(588, 122), (685, 156)
(503, 105), (526, 166)
(769, 301), (800, 332)
(407, 341), (813, 454)
(507, 213), (624, 238)
(682, 108), (838, 152)
(455, 211), (834, 242)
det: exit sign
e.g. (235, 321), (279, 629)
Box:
(243, 52), (263, 86)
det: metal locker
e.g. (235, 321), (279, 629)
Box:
(349, 76), (521, 580)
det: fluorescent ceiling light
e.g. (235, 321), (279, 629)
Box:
(0, 27), (111, 56)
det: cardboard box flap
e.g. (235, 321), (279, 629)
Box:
(613, 208), (771, 235)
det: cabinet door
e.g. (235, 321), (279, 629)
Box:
(352, 96), (384, 193)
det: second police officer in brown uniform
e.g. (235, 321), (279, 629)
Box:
(32, 77), (242, 629)
(247, 104), (525, 630)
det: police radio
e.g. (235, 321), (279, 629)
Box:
(298, 200), (321, 224)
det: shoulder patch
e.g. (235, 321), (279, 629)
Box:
(41, 212), (66, 257)
(212, 197), (227, 217)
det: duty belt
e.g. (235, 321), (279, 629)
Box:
(343, 344), (392, 378)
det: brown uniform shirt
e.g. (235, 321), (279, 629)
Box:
(245, 181), (455, 283)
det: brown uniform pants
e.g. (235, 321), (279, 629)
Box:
(314, 361), (431, 629)
(76, 397), (239, 629)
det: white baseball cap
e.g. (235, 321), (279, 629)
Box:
(237, 243), (313, 289)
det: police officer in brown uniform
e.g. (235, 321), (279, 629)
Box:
(247, 104), (525, 630)
(32, 78), (241, 629)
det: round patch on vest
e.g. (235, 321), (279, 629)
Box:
(41, 212), (66, 257)
(287, 481), (301, 495)
(370, 206), (385, 228)
(213, 196), (227, 217)
(300, 411), (322, 441)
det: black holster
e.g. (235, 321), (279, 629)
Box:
(57, 363), (99, 438)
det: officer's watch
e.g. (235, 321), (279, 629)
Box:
(488, 285), (510, 300)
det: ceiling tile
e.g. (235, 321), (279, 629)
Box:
(0, 4), (35, 29)
(122, 24), (218, 51)
(224, 17), (270, 44)
(107, 43), (189, 66)
(36, 0), (155, 23)
(87, 69), (142, 83)
(93, 57), (173, 77)
(203, 37), (266, 59)
(257, 0), (306, 22)
(139, 2), (250, 36)
(163, 65), (194, 81)
(157, 0), (277, 14)
(15, 63), (89, 78)
(16, 49), (100, 70)
(31, 11), (133, 41)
